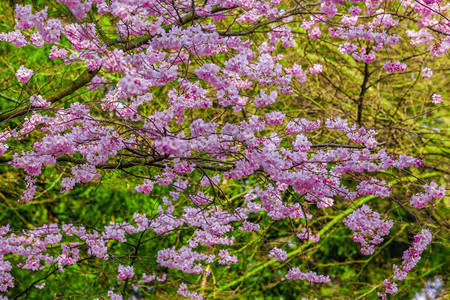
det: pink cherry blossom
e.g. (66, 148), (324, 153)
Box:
(309, 64), (323, 74)
(15, 65), (33, 82)
(431, 94), (443, 104)
(177, 283), (203, 300)
(285, 267), (330, 283)
(422, 67), (433, 78)
(344, 204), (393, 255)
(35, 283), (45, 289)
(268, 247), (288, 261)
(383, 60), (407, 73)
(117, 265), (134, 280)
(308, 27), (322, 39)
(135, 179), (154, 194)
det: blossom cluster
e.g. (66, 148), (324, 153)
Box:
(268, 247), (288, 261)
(285, 268), (331, 283)
(344, 205), (394, 255)
(410, 181), (445, 208)
(383, 60), (407, 73)
(378, 229), (433, 298)
(15, 65), (33, 83)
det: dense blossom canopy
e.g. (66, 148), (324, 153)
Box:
(0, 0), (448, 299)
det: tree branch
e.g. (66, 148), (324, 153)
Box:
(0, 69), (99, 123)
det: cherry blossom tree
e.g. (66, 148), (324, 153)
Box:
(0, 0), (448, 299)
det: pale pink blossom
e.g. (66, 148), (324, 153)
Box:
(16, 65), (33, 82)
(422, 67), (433, 78)
(268, 247), (288, 261)
(431, 94), (443, 104)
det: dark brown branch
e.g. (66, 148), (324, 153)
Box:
(356, 62), (370, 126)
(219, 7), (310, 36)
(0, 69), (99, 123)
(13, 257), (93, 300)
(122, 232), (145, 295)
(310, 143), (366, 149)
(55, 155), (166, 169)
(116, 6), (237, 51)
(0, 154), (233, 172)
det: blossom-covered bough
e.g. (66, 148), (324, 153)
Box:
(0, 0), (447, 299)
